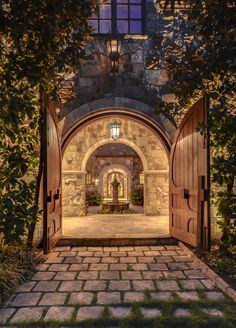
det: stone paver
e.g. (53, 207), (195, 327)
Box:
(34, 281), (59, 292)
(11, 293), (41, 307)
(184, 269), (207, 279)
(143, 271), (163, 279)
(205, 291), (225, 301)
(203, 308), (224, 317)
(163, 270), (185, 279)
(1, 244), (231, 325)
(78, 271), (98, 280)
(0, 308), (16, 324)
(120, 257), (137, 263)
(45, 257), (64, 264)
(44, 307), (74, 321)
(179, 279), (205, 290)
(16, 281), (36, 292)
(131, 263), (148, 270)
(48, 264), (69, 271)
(100, 271), (120, 280)
(90, 263), (108, 271)
(64, 257), (83, 264)
(176, 291), (200, 301)
(83, 257), (100, 263)
(32, 272), (55, 280)
(59, 281), (83, 292)
(141, 307), (162, 318)
(133, 280), (156, 291)
(121, 271), (142, 280)
(174, 308), (192, 317)
(35, 264), (49, 271)
(109, 280), (130, 291)
(69, 264), (89, 271)
(39, 292), (67, 306)
(76, 306), (104, 321)
(97, 292), (121, 304)
(138, 256), (155, 263)
(201, 279), (216, 290)
(156, 280), (180, 291)
(54, 272), (76, 280)
(10, 307), (44, 323)
(101, 257), (118, 263)
(124, 292), (145, 302)
(110, 264), (127, 271)
(151, 292), (173, 301)
(109, 306), (132, 318)
(83, 280), (106, 291)
(69, 292), (94, 305)
(149, 263), (168, 271)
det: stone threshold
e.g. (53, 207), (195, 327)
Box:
(57, 236), (177, 247)
(179, 241), (236, 303)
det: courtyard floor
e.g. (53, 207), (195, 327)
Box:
(1, 244), (236, 327)
(62, 214), (169, 238)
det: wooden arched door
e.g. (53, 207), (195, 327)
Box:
(169, 96), (210, 247)
(43, 95), (62, 253)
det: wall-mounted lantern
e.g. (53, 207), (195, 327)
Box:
(107, 38), (122, 73)
(110, 119), (120, 140)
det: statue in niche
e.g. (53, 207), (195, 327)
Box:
(111, 177), (120, 205)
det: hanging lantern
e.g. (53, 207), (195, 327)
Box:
(110, 119), (120, 140)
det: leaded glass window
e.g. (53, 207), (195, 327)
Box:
(88, 0), (144, 35)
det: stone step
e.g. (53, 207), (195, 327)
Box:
(57, 236), (177, 247)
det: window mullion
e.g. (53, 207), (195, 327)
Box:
(111, 0), (116, 35)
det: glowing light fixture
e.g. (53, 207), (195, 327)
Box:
(110, 119), (120, 140)
(107, 38), (121, 73)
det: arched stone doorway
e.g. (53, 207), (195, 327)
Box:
(62, 114), (170, 217)
(98, 164), (132, 202)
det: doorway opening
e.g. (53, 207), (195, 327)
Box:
(61, 114), (170, 240)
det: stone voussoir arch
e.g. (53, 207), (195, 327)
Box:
(59, 97), (175, 155)
(81, 138), (148, 172)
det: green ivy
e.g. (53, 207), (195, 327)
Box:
(151, 1), (236, 251)
(130, 188), (144, 206)
(0, 0), (97, 246)
(86, 191), (103, 206)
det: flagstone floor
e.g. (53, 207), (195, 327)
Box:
(0, 244), (235, 327)
(62, 214), (169, 238)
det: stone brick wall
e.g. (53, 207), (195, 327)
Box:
(62, 116), (168, 216)
(60, 2), (189, 118)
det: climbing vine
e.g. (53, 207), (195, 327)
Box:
(152, 1), (236, 251)
(0, 0), (97, 245)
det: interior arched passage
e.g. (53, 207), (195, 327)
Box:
(81, 138), (148, 172)
(98, 164), (132, 201)
(62, 115), (169, 217)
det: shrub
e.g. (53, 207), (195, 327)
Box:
(86, 191), (103, 206)
(0, 241), (34, 304)
(130, 188), (144, 205)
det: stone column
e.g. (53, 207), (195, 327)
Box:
(144, 170), (169, 215)
(62, 171), (87, 217)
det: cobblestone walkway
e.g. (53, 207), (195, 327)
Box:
(0, 244), (235, 327)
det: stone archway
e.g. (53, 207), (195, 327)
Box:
(98, 164), (132, 201)
(62, 115), (169, 216)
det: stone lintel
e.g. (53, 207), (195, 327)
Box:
(62, 171), (87, 175)
(144, 170), (168, 175)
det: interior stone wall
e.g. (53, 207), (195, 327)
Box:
(62, 116), (169, 216)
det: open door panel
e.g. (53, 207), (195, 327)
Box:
(43, 95), (62, 253)
(169, 96), (210, 247)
